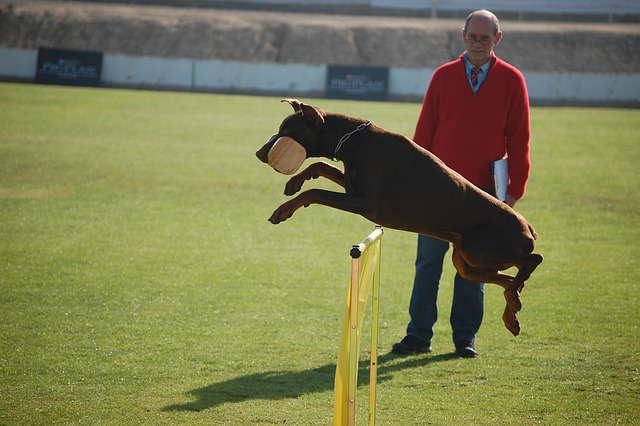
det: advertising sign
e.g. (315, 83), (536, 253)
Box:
(36, 48), (103, 87)
(326, 66), (389, 101)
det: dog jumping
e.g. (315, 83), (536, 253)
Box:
(256, 99), (543, 336)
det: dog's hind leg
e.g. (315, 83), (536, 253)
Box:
(451, 249), (514, 290)
(504, 253), (544, 311)
(284, 162), (345, 196)
(453, 251), (521, 336)
(499, 253), (543, 336)
(452, 249), (543, 337)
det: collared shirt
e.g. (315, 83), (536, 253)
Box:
(464, 53), (491, 93)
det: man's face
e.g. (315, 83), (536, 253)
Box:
(462, 16), (502, 66)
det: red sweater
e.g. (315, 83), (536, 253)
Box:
(413, 52), (531, 200)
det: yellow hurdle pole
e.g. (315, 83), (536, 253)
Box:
(347, 255), (360, 426)
(339, 226), (383, 426)
(369, 231), (381, 426)
(348, 226), (383, 426)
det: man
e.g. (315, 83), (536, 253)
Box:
(392, 10), (531, 358)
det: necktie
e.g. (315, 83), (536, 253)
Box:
(470, 67), (481, 88)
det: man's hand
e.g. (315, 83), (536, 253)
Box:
(506, 194), (517, 208)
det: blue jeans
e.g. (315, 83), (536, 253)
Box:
(406, 234), (484, 345)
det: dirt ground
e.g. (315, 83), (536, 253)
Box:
(1, 1), (639, 73)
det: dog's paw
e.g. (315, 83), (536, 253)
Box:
(268, 214), (281, 224)
(268, 212), (284, 224)
(269, 206), (293, 224)
(284, 178), (303, 196)
(284, 171), (315, 196)
(502, 306), (521, 336)
(504, 289), (523, 312)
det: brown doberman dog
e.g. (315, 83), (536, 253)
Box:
(256, 99), (543, 336)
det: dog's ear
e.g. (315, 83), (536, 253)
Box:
(281, 98), (303, 112)
(299, 103), (325, 129)
(281, 99), (325, 129)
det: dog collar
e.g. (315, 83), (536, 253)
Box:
(333, 120), (371, 161)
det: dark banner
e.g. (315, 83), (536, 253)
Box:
(326, 66), (389, 101)
(36, 48), (103, 87)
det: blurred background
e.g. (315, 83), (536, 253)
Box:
(1, 0), (639, 105)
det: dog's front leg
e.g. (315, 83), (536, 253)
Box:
(284, 162), (345, 196)
(269, 189), (369, 224)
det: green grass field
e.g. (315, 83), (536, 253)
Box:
(1, 82), (638, 425)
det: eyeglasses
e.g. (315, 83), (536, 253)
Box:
(464, 36), (493, 45)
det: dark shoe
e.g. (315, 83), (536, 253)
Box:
(392, 335), (432, 355)
(455, 341), (478, 358)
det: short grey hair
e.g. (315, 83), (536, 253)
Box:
(464, 10), (500, 36)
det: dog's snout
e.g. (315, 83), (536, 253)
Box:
(256, 133), (278, 163)
(256, 147), (269, 163)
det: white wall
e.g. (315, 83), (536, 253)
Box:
(187, 0), (640, 20)
(524, 72), (640, 104)
(194, 60), (326, 94)
(2, 48), (639, 106)
(0, 49), (37, 79)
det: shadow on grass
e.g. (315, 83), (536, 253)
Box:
(163, 351), (457, 412)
